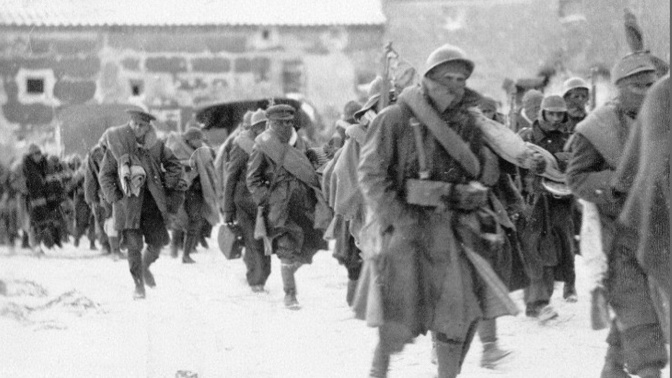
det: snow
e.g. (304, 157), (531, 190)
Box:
(0, 239), (668, 378)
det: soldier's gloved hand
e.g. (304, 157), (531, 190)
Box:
(528, 152), (547, 174)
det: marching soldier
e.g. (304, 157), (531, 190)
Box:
(246, 104), (330, 309)
(224, 109), (270, 292)
(519, 95), (577, 321)
(99, 110), (182, 299)
(567, 53), (667, 378)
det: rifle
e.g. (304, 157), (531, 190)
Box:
(507, 88), (518, 132)
(377, 42), (395, 113)
(589, 66), (598, 111)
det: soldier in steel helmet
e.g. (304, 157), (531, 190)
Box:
(357, 44), (550, 378)
(518, 95), (578, 321)
(561, 77), (591, 134)
(567, 52), (667, 378)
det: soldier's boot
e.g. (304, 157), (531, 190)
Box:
(480, 342), (513, 369)
(369, 344), (390, 378)
(170, 230), (183, 258)
(435, 339), (464, 378)
(109, 236), (124, 261)
(129, 254), (145, 300)
(600, 345), (630, 378)
(563, 283), (578, 303)
(73, 236), (80, 248)
(346, 279), (358, 307)
(182, 233), (197, 264)
(132, 275), (145, 300)
(281, 262), (300, 309)
(89, 239), (97, 251)
(142, 249), (157, 288)
(21, 232), (30, 249)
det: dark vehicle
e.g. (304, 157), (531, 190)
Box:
(194, 98), (323, 147)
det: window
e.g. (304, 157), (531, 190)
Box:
(262, 29), (270, 40)
(26, 78), (45, 94)
(130, 79), (144, 96)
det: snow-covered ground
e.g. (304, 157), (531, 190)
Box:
(0, 237), (668, 378)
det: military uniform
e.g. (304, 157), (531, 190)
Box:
(223, 110), (270, 290)
(246, 105), (329, 308)
(99, 110), (182, 299)
(566, 55), (667, 377)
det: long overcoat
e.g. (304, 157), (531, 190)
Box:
(357, 86), (515, 350)
(98, 123), (182, 233)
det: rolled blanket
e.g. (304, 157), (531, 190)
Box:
(118, 154), (146, 197)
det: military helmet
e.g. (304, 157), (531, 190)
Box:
(561, 77), (589, 98)
(540, 95), (567, 112)
(611, 52), (656, 84)
(423, 44), (475, 78)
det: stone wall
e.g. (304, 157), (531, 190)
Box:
(0, 24), (383, 152)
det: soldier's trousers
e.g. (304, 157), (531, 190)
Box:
(605, 224), (668, 374)
(121, 195), (168, 284)
(236, 202), (270, 287)
(523, 266), (555, 308)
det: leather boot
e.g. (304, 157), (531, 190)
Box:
(600, 345), (630, 378)
(346, 279), (358, 307)
(133, 275), (145, 300)
(369, 344), (390, 378)
(435, 340), (464, 378)
(109, 236), (123, 261)
(281, 263), (300, 309)
(182, 233), (197, 264)
(480, 341), (512, 369)
(89, 239), (97, 251)
(142, 250), (157, 288)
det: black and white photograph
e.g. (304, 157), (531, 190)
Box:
(0, 0), (669, 377)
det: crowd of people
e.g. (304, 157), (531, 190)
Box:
(0, 40), (668, 377)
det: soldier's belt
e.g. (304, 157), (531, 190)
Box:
(405, 179), (488, 210)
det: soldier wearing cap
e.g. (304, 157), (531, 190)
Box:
(166, 126), (218, 264)
(561, 77), (590, 134)
(99, 109), (183, 299)
(224, 109), (270, 292)
(357, 44), (534, 377)
(567, 53), (667, 378)
(246, 104), (329, 309)
(518, 95), (578, 321)
(215, 110), (254, 214)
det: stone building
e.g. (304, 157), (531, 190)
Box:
(0, 0), (385, 157)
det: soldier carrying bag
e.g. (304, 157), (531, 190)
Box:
(253, 146), (288, 256)
(404, 117), (488, 210)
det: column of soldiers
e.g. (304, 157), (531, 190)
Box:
(0, 39), (668, 378)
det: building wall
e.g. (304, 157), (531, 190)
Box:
(0, 24), (383, 151)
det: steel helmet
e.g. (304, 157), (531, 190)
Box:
(423, 44), (475, 78)
(541, 95), (567, 112)
(561, 77), (589, 98)
(611, 52), (656, 85)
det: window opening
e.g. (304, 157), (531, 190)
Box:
(26, 78), (45, 94)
